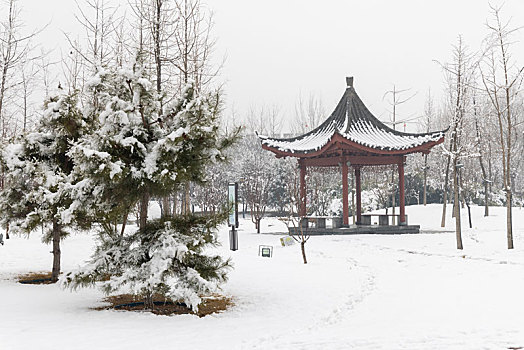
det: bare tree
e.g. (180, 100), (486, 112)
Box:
(420, 89), (437, 206)
(480, 5), (524, 249)
(170, 0), (221, 214)
(0, 0), (44, 240)
(112, 9), (131, 68)
(39, 50), (58, 100)
(281, 211), (310, 264)
(472, 93), (491, 216)
(383, 85), (416, 223)
(130, 0), (178, 99)
(290, 92), (325, 135)
(130, 0), (221, 216)
(239, 135), (275, 233)
(0, 0), (43, 139)
(246, 104), (282, 137)
(65, 0), (120, 72)
(171, 0), (221, 92)
(18, 55), (39, 133)
(61, 44), (85, 93)
(279, 159), (310, 264)
(62, 0), (123, 121)
(440, 36), (478, 249)
(130, 0), (182, 218)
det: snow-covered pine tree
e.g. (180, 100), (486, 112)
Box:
(0, 90), (88, 282)
(62, 57), (235, 311)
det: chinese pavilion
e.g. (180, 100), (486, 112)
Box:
(258, 77), (446, 232)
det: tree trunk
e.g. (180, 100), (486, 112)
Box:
(162, 196), (170, 218)
(453, 163), (463, 250)
(52, 220), (62, 282)
(172, 193), (178, 216)
(301, 241), (307, 264)
(144, 291), (154, 310)
(506, 191), (513, 249)
(484, 181), (489, 217)
(441, 154), (451, 227)
(459, 174), (465, 209)
(140, 191), (149, 233)
(474, 112), (489, 217)
(183, 183), (190, 215)
(466, 201), (472, 229)
(120, 210), (129, 236)
(487, 142), (492, 197)
(256, 218), (261, 234)
(0, 64), (8, 134)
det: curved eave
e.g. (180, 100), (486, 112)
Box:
(261, 132), (446, 159)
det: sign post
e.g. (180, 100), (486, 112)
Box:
(228, 182), (239, 251)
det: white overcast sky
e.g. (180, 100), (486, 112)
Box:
(24, 0), (524, 132)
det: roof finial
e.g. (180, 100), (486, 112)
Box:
(346, 76), (354, 89)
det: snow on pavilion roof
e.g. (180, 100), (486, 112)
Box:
(259, 77), (446, 156)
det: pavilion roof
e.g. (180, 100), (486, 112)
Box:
(258, 77), (446, 156)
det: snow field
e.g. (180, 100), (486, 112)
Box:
(1, 204), (524, 349)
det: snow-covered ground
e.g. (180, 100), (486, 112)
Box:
(1, 204), (524, 349)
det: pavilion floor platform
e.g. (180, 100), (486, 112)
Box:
(288, 224), (421, 236)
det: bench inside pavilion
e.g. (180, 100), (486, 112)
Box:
(258, 77), (446, 235)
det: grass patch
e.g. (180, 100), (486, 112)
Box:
(95, 293), (233, 317)
(18, 272), (55, 285)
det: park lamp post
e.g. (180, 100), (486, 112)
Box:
(228, 182), (239, 251)
(238, 177), (246, 219)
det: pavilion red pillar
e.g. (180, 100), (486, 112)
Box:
(398, 159), (406, 225)
(355, 166), (362, 225)
(342, 161), (349, 226)
(299, 160), (307, 217)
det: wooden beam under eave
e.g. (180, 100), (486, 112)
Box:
(302, 155), (404, 167)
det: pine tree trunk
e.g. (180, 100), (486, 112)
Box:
(52, 220), (61, 282)
(172, 193), (178, 216)
(162, 196), (170, 218)
(301, 241), (307, 264)
(184, 183), (190, 215)
(120, 210), (129, 236)
(144, 291), (154, 310)
(140, 192), (149, 233)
